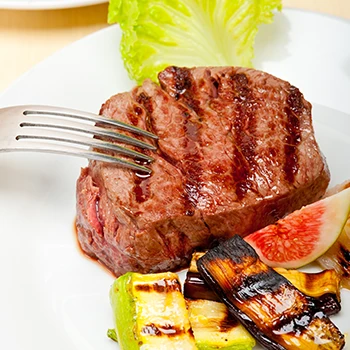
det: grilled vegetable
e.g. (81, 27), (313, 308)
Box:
(273, 267), (341, 316)
(273, 267), (341, 300)
(187, 298), (255, 350)
(110, 272), (197, 349)
(318, 217), (350, 289)
(197, 235), (345, 350)
(185, 252), (341, 316)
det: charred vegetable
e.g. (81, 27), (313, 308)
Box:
(187, 298), (255, 350)
(318, 217), (350, 289)
(185, 252), (341, 316)
(273, 267), (340, 300)
(317, 181), (350, 289)
(109, 272), (197, 349)
(197, 235), (345, 350)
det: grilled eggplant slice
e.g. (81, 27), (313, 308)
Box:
(197, 235), (345, 350)
(187, 298), (255, 350)
(185, 252), (341, 316)
(110, 272), (197, 349)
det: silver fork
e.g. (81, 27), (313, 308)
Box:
(0, 105), (158, 173)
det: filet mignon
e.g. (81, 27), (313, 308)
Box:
(76, 66), (330, 277)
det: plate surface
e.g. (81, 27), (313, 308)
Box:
(0, 9), (350, 350)
(0, 0), (106, 10)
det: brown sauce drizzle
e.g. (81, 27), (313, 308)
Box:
(141, 323), (188, 337)
(184, 271), (219, 301)
(134, 171), (151, 203)
(73, 218), (116, 278)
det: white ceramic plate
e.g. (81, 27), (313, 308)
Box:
(0, 8), (350, 350)
(0, 0), (106, 10)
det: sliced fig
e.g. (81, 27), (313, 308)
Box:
(244, 187), (350, 269)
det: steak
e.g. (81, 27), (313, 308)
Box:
(76, 66), (330, 277)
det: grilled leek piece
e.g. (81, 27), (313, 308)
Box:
(187, 298), (255, 350)
(318, 181), (350, 289)
(274, 267), (341, 315)
(273, 267), (341, 300)
(109, 272), (197, 349)
(185, 252), (341, 315)
(197, 235), (345, 350)
(318, 217), (350, 289)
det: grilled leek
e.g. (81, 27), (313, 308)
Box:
(187, 298), (255, 350)
(197, 235), (345, 350)
(185, 252), (341, 316)
(318, 181), (350, 289)
(110, 271), (197, 349)
(318, 217), (350, 289)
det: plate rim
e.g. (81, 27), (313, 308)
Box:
(284, 6), (350, 24)
(0, 7), (350, 350)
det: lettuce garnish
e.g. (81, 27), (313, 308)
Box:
(108, 0), (282, 84)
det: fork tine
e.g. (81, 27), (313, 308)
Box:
(16, 134), (154, 162)
(20, 121), (157, 150)
(22, 105), (158, 140)
(0, 105), (157, 173)
(7, 139), (152, 173)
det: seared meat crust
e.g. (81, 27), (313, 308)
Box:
(76, 66), (330, 276)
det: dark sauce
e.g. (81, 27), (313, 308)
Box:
(184, 271), (219, 301)
(134, 171), (151, 203)
(141, 323), (187, 337)
(73, 218), (116, 278)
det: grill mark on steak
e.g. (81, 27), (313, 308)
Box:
(159, 66), (203, 115)
(183, 120), (202, 211)
(132, 84), (200, 214)
(231, 73), (258, 199)
(158, 68), (205, 211)
(284, 85), (302, 183)
(213, 71), (259, 200)
(136, 91), (154, 114)
(159, 66), (193, 100)
(134, 84), (198, 216)
(181, 104), (203, 210)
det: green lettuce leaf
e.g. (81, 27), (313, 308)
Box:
(108, 0), (282, 84)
